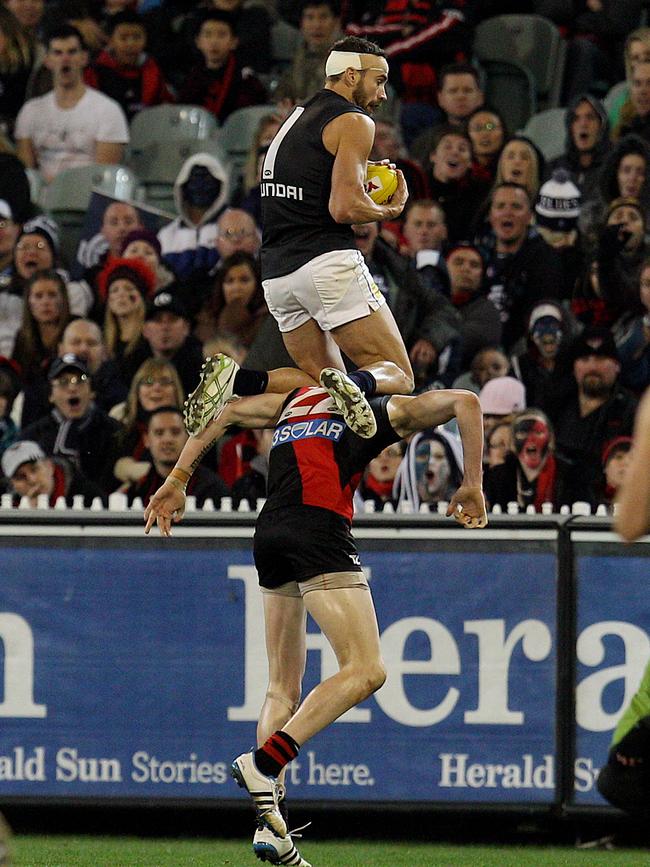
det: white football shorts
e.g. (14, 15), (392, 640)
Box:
(263, 248), (386, 333)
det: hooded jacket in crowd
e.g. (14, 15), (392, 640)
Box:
(392, 428), (463, 513)
(547, 93), (610, 202)
(157, 153), (230, 282)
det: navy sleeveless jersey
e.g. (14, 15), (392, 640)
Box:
(263, 387), (400, 522)
(260, 90), (368, 280)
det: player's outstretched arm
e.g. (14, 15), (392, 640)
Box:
(615, 387), (650, 542)
(388, 389), (487, 528)
(144, 393), (287, 537)
(326, 113), (408, 224)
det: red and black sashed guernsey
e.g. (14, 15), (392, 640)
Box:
(264, 386), (400, 523)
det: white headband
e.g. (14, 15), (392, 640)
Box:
(325, 50), (363, 76)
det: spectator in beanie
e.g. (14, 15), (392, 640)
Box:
(76, 200), (143, 296)
(6, 216), (93, 316)
(121, 228), (175, 292)
(534, 169), (583, 299)
(142, 289), (203, 395)
(1, 439), (106, 507)
(598, 435), (633, 509)
(478, 374), (526, 447)
(99, 256), (156, 389)
(511, 301), (574, 415)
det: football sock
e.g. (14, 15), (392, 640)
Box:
(255, 730), (300, 777)
(348, 369), (377, 397)
(233, 369), (269, 396)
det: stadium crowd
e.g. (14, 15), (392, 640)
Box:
(0, 0), (648, 514)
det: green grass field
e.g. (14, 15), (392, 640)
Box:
(9, 836), (650, 867)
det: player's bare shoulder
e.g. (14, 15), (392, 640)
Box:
(322, 111), (375, 156)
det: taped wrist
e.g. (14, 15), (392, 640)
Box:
(168, 467), (191, 493)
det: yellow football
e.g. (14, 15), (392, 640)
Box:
(365, 164), (398, 204)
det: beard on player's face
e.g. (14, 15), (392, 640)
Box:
(352, 74), (379, 114)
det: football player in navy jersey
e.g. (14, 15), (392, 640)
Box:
(145, 380), (486, 865)
(184, 36), (414, 446)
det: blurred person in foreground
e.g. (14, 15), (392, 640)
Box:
(614, 385), (650, 542)
(145, 379), (487, 866)
(597, 388), (650, 814)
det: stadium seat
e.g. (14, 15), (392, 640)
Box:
(217, 104), (278, 185)
(42, 164), (142, 263)
(522, 108), (567, 161)
(43, 164), (141, 212)
(604, 79), (628, 115)
(130, 104), (219, 153)
(270, 20), (301, 69)
(474, 15), (567, 109)
(479, 59), (537, 134)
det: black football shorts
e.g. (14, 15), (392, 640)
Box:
(253, 504), (363, 589)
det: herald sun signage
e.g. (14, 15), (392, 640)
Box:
(0, 524), (646, 807)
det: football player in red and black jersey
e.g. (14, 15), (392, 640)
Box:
(145, 380), (486, 863)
